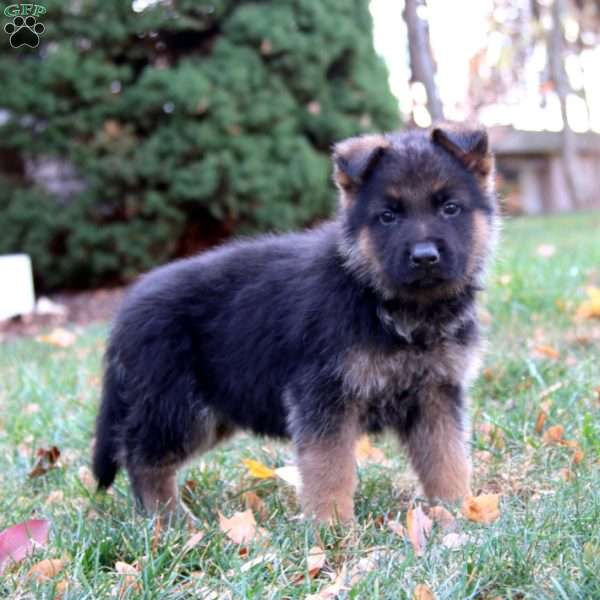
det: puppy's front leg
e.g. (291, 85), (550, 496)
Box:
(406, 383), (471, 502)
(295, 419), (359, 524)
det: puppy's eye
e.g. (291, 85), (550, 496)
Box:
(379, 210), (397, 225)
(440, 202), (461, 217)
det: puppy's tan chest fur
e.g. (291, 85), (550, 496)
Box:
(341, 342), (476, 401)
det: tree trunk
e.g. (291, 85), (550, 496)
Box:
(547, 0), (583, 209)
(402, 0), (444, 123)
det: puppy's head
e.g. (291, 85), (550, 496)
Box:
(334, 125), (497, 301)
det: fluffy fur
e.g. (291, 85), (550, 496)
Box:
(93, 125), (498, 523)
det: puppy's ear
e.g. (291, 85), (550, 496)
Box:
(431, 125), (493, 182)
(332, 134), (388, 206)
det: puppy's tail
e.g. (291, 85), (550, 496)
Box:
(92, 361), (122, 490)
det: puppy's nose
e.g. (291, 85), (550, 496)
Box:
(410, 242), (440, 267)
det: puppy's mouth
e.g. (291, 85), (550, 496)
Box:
(405, 268), (449, 289)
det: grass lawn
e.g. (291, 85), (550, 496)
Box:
(1, 213), (599, 599)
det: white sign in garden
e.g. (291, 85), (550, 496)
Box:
(0, 254), (35, 321)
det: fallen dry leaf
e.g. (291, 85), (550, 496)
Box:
(305, 564), (348, 599)
(355, 435), (387, 466)
(349, 555), (377, 585)
(243, 491), (268, 521)
(45, 490), (64, 506)
(78, 465), (96, 491)
(294, 546), (327, 584)
(29, 446), (61, 479)
(387, 519), (406, 537)
(406, 505), (432, 556)
(274, 465), (302, 489)
(115, 561), (141, 597)
(54, 578), (69, 598)
(307, 546), (326, 578)
(27, 557), (67, 582)
(462, 494), (500, 524)
(474, 450), (493, 463)
(242, 458), (275, 479)
(478, 423), (505, 449)
(534, 409), (547, 434)
(429, 506), (456, 530)
(442, 532), (470, 550)
(543, 425), (564, 444)
(182, 530), (204, 555)
(37, 328), (76, 348)
(559, 467), (572, 481)
(0, 519), (50, 574)
(533, 344), (560, 360)
(573, 449), (585, 464)
(218, 510), (265, 545)
(413, 583), (436, 600)
(575, 287), (600, 320)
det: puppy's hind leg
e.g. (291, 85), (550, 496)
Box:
(124, 398), (235, 526)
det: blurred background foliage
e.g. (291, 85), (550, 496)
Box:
(0, 0), (398, 289)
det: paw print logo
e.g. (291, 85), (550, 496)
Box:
(4, 15), (45, 48)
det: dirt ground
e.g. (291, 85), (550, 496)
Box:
(0, 287), (125, 341)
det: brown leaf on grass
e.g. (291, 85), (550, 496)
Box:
(182, 530), (205, 555)
(349, 555), (377, 585)
(478, 423), (505, 449)
(45, 490), (64, 505)
(387, 519), (406, 537)
(37, 328), (76, 348)
(543, 425), (564, 444)
(413, 583), (436, 600)
(78, 466), (96, 491)
(181, 479), (197, 506)
(575, 287), (600, 320)
(572, 449), (585, 465)
(307, 546), (326, 578)
(482, 367), (495, 382)
(305, 564), (348, 599)
(54, 578), (70, 599)
(462, 494), (500, 524)
(406, 505), (432, 556)
(27, 557), (67, 582)
(559, 467), (572, 481)
(115, 561), (141, 597)
(534, 409), (547, 434)
(243, 491), (268, 521)
(560, 439), (579, 449)
(29, 446), (61, 479)
(151, 519), (162, 555)
(442, 532), (470, 550)
(294, 546), (327, 584)
(474, 450), (493, 464)
(0, 519), (50, 574)
(533, 344), (560, 360)
(355, 435), (387, 466)
(242, 459), (275, 479)
(428, 506), (456, 530)
(218, 510), (265, 545)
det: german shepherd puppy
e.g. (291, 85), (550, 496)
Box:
(93, 125), (497, 524)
